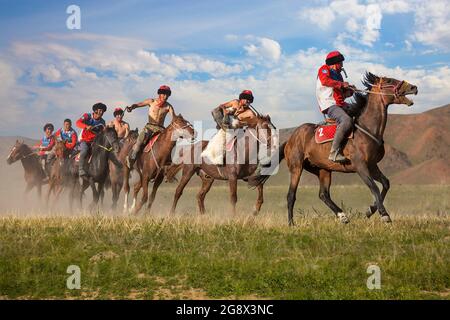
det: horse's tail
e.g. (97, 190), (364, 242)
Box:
(164, 163), (183, 183)
(248, 141), (287, 188)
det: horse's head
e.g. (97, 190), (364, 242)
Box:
(54, 141), (68, 159)
(127, 128), (139, 143)
(6, 140), (29, 165)
(254, 114), (278, 150)
(169, 113), (196, 142)
(103, 126), (121, 154)
(363, 72), (418, 107)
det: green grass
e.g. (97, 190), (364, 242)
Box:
(0, 185), (449, 300)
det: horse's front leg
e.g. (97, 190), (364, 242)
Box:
(356, 162), (392, 223)
(367, 165), (390, 219)
(147, 171), (164, 212)
(134, 174), (150, 214)
(253, 184), (264, 216)
(228, 176), (238, 215)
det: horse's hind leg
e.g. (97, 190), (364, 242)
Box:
(170, 166), (195, 214)
(317, 169), (349, 224)
(197, 176), (214, 215)
(367, 165), (390, 219)
(253, 184), (264, 216)
(287, 164), (303, 226)
(146, 171), (164, 212)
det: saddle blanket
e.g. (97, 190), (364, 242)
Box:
(315, 123), (353, 144)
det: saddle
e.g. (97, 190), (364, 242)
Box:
(315, 119), (353, 144)
(143, 133), (161, 153)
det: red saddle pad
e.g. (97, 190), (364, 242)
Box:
(315, 124), (353, 144)
(143, 134), (160, 153)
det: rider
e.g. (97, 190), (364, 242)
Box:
(54, 119), (78, 155)
(76, 102), (107, 177)
(212, 90), (257, 129)
(107, 108), (130, 140)
(316, 51), (356, 162)
(33, 123), (56, 173)
(125, 85), (175, 169)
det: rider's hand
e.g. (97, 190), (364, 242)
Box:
(85, 125), (93, 131)
(342, 82), (350, 89)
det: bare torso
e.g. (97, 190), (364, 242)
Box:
(148, 99), (173, 126)
(223, 100), (256, 125)
(108, 119), (129, 139)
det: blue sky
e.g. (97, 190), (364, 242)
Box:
(0, 0), (449, 137)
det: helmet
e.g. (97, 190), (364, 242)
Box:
(157, 85), (171, 97)
(113, 107), (124, 117)
(326, 51), (345, 66)
(239, 90), (254, 103)
(92, 102), (107, 112)
(43, 123), (54, 132)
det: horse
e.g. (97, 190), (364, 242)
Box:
(46, 141), (81, 211)
(108, 129), (138, 210)
(123, 113), (195, 214)
(256, 72), (418, 226)
(168, 114), (277, 215)
(80, 126), (122, 209)
(6, 140), (46, 199)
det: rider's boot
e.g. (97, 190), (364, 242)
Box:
(328, 148), (348, 163)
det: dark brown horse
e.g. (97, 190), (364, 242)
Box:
(259, 72), (418, 226)
(123, 113), (195, 214)
(168, 115), (277, 215)
(6, 140), (46, 199)
(46, 141), (80, 210)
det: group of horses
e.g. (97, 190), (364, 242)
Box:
(6, 73), (418, 225)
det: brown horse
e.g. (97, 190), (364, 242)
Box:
(260, 72), (418, 226)
(123, 113), (195, 214)
(46, 141), (80, 210)
(6, 140), (46, 199)
(168, 115), (277, 215)
(107, 129), (138, 210)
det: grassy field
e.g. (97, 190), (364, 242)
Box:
(0, 185), (449, 300)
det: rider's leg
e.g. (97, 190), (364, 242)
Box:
(78, 141), (90, 177)
(326, 105), (353, 162)
(127, 125), (154, 168)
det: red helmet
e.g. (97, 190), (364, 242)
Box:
(239, 90), (254, 103)
(157, 85), (171, 97)
(325, 51), (345, 66)
(113, 107), (124, 117)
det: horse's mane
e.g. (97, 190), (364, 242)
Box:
(345, 71), (381, 118)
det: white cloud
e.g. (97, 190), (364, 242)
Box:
(298, 7), (336, 30)
(413, 0), (450, 50)
(244, 37), (282, 62)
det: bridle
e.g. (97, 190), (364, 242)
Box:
(355, 77), (409, 107)
(8, 145), (37, 162)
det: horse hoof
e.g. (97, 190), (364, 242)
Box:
(366, 206), (377, 218)
(381, 215), (392, 223)
(337, 212), (350, 224)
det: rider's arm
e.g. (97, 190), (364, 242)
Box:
(76, 113), (90, 129)
(132, 98), (154, 109)
(220, 101), (236, 115)
(318, 66), (346, 89)
(124, 122), (130, 138)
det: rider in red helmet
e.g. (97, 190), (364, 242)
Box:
(107, 107), (130, 139)
(212, 90), (257, 129)
(316, 51), (356, 162)
(125, 85), (175, 168)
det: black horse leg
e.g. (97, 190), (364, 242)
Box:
(356, 163), (392, 223)
(367, 165), (390, 218)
